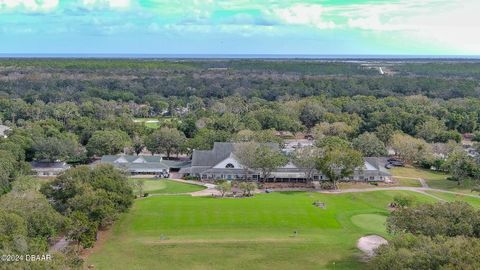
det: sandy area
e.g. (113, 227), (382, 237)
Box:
(357, 235), (388, 257)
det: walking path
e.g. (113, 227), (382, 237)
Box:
(393, 175), (429, 188)
(318, 186), (479, 198)
(50, 237), (69, 253)
(167, 177), (479, 201)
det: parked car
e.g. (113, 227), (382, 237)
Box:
(389, 160), (405, 167)
(385, 163), (393, 169)
(387, 158), (405, 167)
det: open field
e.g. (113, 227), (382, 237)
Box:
(133, 117), (180, 129)
(336, 177), (421, 190)
(87, 191), (442, 270)
(389, 167), (475, 194)
(133, 118), (161, 129)
(130, 179), (206, 194)
(425, 191), (480, 207)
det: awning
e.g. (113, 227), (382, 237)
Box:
(271, 172), (306, 178)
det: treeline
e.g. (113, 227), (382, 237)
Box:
(396, 62), (480, 79)
(0, 74), (476, 102)
(0, 60), (479, 103)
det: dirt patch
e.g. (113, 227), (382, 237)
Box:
(357, 235), (387, 257)
(80, 227), (114, 259)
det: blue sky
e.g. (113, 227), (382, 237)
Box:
(0, 0), (478, 55)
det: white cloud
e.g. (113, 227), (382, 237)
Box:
(338, 0), (480, 53)
(0, 0), (59, 12)
(82, 0), (130, 10)
(271, 4), (336, 29)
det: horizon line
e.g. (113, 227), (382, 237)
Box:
(1, 53), (480, 60)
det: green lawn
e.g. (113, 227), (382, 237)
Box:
(130, 179), (206, 194)
(425, 191), (480, 208)
(87, 191), (439, 270)
(133, 117), (179, 129)
(390, 167), (474, 193)
(395, 178), (422, 187)
(336, 178), (421, 190)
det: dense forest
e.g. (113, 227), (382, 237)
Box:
(0, 59), (479, 103)
(1, 59), (480, 268)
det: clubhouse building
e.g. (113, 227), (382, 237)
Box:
(179, 142), (391, 182)
(99, 155), (190, 176)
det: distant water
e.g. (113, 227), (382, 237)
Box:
(1, 54), (480, 60)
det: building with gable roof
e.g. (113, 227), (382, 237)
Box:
(179, 142), (391, 182)
(100, 155), (190, 176)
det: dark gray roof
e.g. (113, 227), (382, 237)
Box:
(364, 157), (391, 176)
(191, 142), (279, 167)
(31, 161), (70, 169)
(191, 142), (236, 167)
(100, 155), (189, 173)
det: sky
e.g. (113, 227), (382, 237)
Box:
(0, 0), (479, 55)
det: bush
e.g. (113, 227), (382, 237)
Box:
(391, 195), (414, 208)
(370, 234), (480, 270)
(387, 202), (480, 237)
(319, 181), (335, 190)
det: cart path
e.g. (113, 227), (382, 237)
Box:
(393, 175), (429, 188)
(168, 178), (478, 200)
(317, 186), (479, 200)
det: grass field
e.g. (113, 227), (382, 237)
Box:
(133, 118), (160, 129)
(133, 117), (180, 129)
(389, 167), (476, 193)
(87, 191), (440, 270)
(425, 191), (480, 208)
(130, 179), (206, 194)
(395, 178), (423, 187)
(336, 177), (421, 190)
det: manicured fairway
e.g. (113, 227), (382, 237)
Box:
(131, 179), (206, 194)
(87, 191), (438, 270)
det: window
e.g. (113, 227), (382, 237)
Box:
(225, 163), (235, 168)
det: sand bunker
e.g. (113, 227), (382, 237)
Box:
(357, 235), (387, 257)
